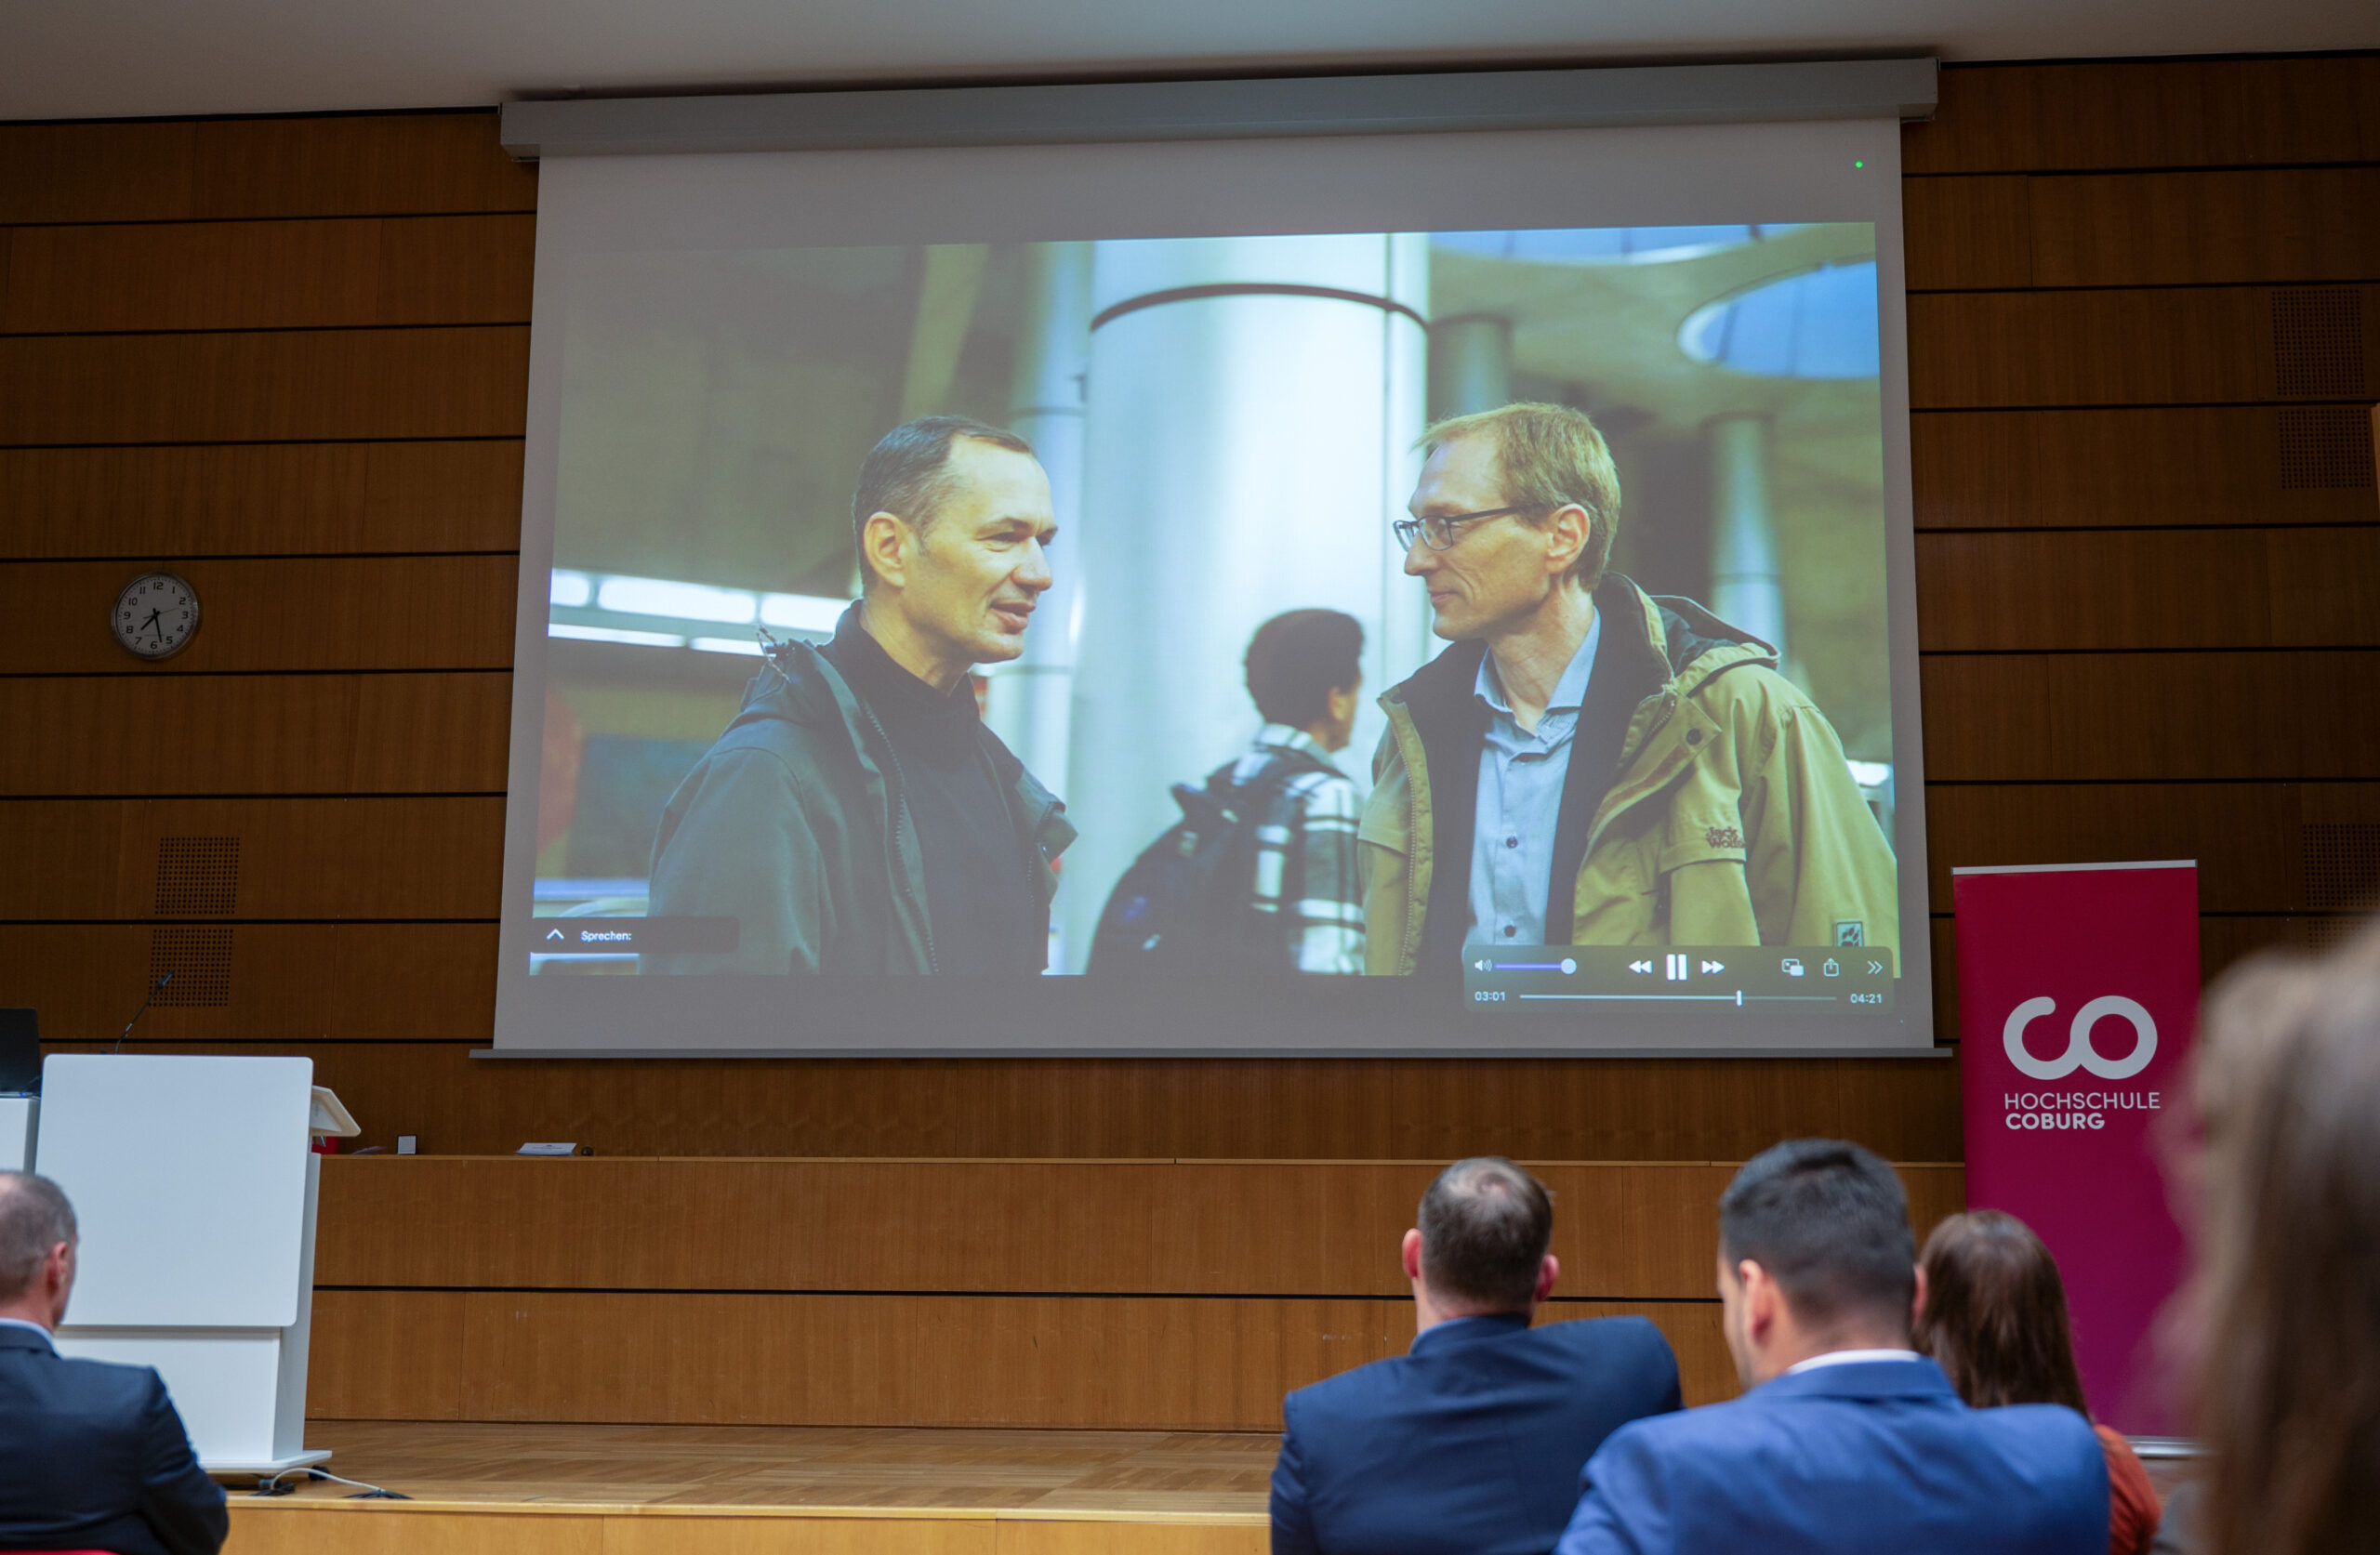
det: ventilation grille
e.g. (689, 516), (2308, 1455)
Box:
(153, 836), (240, 916)
(2304, 916), (2363, 954)
(147, 926), (232, 1008)
(2304, 824), (2380, 912)
(2276, 406), (2377, 489)
(2271, 288), (2367, 398)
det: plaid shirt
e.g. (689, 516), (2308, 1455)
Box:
(1229, 725), (1366, 975)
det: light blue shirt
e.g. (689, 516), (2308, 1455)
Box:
(1468, 613), (1601, 948)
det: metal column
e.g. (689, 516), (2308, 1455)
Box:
(984, 243), (1091, 840)
(1706, 413), (1786, 659)
(1058, 233), (1429, 970)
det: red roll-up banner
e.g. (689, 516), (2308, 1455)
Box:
(1952, 860), (2198, 1436)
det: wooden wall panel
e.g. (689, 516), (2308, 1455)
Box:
(304, 1290), (1737, 1427)
(1920, 652), (2380, 782)
(0, 112), (535, 226)
(1901, 176), (2032, 291)
(0, 796), (504, 919)
(310, 1290), (468, 1420)
(2268, 526), (2380, 643)
(1924, 782), (2380, 912)
(1902, 58), (2380, 175)
(0, 326), (528, 445)
(309, 1157), (1965, 1299)
(1913, 529), (2380, 651)
(32, 1038), (1961, 1160)
(2028, 168), (2380, 288)
(1912, 406), (2380, 531)
(7, 927), (495, 1044)
(232, 1508), (611, 1555)
(1911, 285), (2380, 408)
(0, 671), (509, 794)
(0, 441), (525, 559)
(0, 121), (200, 226)
(0, 214), (535, 333)
(0, 556), (519, 671)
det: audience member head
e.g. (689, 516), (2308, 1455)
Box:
(1401, 1157), (1558, 1329)
(0, 1171), (78, 1331)
(2187, 924), (2380, 1555)
(1911, 1210), (2088, 1413)
(1716, 1139), (1920, 1387)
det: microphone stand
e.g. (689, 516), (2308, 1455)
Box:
(112, 971), (172, 1054)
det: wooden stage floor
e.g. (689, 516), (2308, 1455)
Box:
(227, 1420), (1276, 1553)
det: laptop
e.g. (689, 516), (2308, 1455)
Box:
(0, 1009), (39, 1095)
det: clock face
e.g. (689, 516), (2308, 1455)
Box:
(112, 572), (201, 660)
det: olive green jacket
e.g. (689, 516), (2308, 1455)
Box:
(1358, 577), (1897, 974)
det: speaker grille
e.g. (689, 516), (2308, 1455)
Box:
(147, 926), (232, 1008)
(2276, 406), (2377, 489)
(153, 836), (240, 916)
(2271, 288), (2366, 398)
(2304, 823), (2380, 912)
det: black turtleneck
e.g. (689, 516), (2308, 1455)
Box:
(819, 611), (1041, 974)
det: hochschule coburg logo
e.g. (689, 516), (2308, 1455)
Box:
(2001, 995), (2162, 1130)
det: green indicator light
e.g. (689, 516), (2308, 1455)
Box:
(1854, 159), (1866, 168)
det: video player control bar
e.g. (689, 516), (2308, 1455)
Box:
(1465, 945), (1895, 1010)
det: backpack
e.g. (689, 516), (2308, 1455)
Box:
(1087, 750), (1333, 973)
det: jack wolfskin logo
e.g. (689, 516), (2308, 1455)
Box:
(1835, 921), (1866, 946)
(1705, 825), (1745, 850)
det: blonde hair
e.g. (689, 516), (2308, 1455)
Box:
(1420, 402), (1622, 591)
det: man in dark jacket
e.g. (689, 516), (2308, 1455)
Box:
(1270, 1157), (1682, 1555)
(0, 1171), (228, 1555)
(647, 416), (1074, 974)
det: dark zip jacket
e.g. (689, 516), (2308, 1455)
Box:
(643, 613), (1075, 975)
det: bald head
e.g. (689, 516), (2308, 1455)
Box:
(1416, 1157), (1555, 1313)
(0, 1172), (75, 1308)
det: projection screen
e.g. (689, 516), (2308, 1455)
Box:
(493, 87), (1932, 1055)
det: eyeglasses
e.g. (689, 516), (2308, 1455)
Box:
(1393, 505), (1543, 552)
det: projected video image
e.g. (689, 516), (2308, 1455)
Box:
(530, 225), (1898, 993)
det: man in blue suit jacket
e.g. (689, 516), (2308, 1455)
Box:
(0, 1172), (228, 1555)
(1271, 1157), (1682, 1555)
(1554, 1140), (2107, 1555)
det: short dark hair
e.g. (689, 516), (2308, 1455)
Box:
(1912, 1210), (2088, 1413)
(1719, 1139), (1914, 1329)
(851, 416), (1036, 593)
(1417, 1156), (1554, 1312)
(1244, 610), (1364, 729)
(0, 1172), (75, 1301)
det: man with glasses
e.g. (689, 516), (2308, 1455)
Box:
(1360, 402), (1896, 974)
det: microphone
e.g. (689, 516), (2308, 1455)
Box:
(113, 971), (172, 1054)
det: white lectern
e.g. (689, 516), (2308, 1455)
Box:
(33, 1055), (350, 1475)
(0, 1096), (33, 1171)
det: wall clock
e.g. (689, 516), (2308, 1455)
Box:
(112, 571), (201, 660)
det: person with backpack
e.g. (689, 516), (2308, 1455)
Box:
(1091, 610), (1366, 975)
